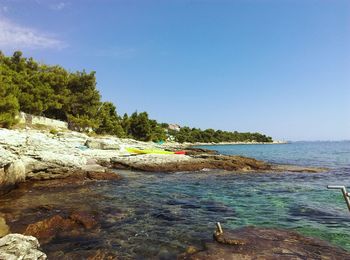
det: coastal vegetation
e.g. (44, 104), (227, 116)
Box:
(0, 51), (272, 143)
(169, 127), (272, 143)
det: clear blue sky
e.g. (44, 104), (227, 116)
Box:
(0, 0), (349, 141)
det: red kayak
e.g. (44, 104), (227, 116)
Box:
(174, 151), (186, 155)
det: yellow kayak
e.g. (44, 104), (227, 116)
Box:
(126, 147), (174, 155)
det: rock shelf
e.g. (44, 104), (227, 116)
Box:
(0, 128), (325, 195)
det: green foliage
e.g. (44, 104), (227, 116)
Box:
(0, 51), (273, 143)
(149, 119), (167, 142)
(49, 129), (58, 135)
(121, 112), (167, 142)
(0, 51), (122, 134)
(0, 94), (19, 128)
(95, 102), (125, 137)
(66, 71), (100, 120)
(127, 112), (152, 141)
(0, 63), (19, 128)
(121, 113), (130, 135)
(67, 114), (99, 132)
(170, 127), (273, 143)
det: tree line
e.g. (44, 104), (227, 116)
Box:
(0, 51), (273, 143)
(168, 127), (272, 143)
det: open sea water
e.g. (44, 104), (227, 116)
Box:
(1, 141), (349, 258)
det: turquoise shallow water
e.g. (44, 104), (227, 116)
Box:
(198, 141), (350, 168)
(91, 141), (350, 257)
(2, 141), (350, 258)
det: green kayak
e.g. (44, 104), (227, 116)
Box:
(126, 147), (174, 155)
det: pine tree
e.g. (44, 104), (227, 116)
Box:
(96, 102), (125, 137)
(0, 70), (19, 128)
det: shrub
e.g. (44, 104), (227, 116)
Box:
(50, 129), (58, 135)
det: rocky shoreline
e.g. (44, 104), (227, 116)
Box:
(0, 128), (331, 258)
(0, 128), (323, 195)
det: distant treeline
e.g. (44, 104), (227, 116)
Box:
(168, 127), (272, 143)
(0, 51), (273, 143)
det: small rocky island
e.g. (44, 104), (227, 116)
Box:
(0, 127), (339, 259)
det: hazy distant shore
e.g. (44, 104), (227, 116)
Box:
(187, 140), (288, 146)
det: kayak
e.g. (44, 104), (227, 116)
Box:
(126, 148), (186, 155)
(126, 148), (174, 155)
(174, 151), (186, 155)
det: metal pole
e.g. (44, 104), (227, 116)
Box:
(327, 185), (350, 212)
(216, 222), (223, 234)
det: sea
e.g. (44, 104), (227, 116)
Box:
(1, 141), (349, 258)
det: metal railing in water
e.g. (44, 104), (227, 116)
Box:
(327, 185), (350, 212)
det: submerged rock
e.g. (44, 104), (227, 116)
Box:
(24, 211), (99, 245)
(24, 215), (78, 244)
(50, 248), (117, 260)
(70, 211), (98, 229)
(181, 226), (350, 259)
(272, 164), (328, 173)
(25, 169), (121, 189)
(0, 233), (47, 260)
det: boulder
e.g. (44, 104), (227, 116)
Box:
(56, 131), (90, 151)
(3, 160), (26, 183)
(85, 139), (120, 150)
(22, 156), (59, 176)
(0, 160), (26, 195)
(0, 147), (18, 168)
(0, 233), (47, 260)
(3, 160), (26, 184)
(81, 163), (106, 173)
(35, 151), (87, 168)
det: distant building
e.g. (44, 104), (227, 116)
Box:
(168, 124), (181, 132)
